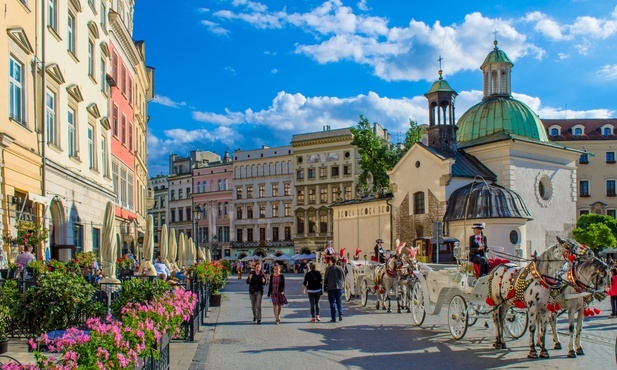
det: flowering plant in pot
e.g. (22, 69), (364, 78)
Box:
(2, 220), (49, 249)
(0, 304), (10, 354)
(191, 261), (227, 293)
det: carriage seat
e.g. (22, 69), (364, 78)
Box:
(470, 258), (511, 278)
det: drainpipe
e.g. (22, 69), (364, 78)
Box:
(386, 197), (393, 250)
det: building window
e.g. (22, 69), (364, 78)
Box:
(121, 65), (126, 94)
(272, 204), (279, 217)
(100, 58), (106, 92)
(308, 215), (316, 233)
(247, 206), (253, 219)
(319, 167), (327, 178)
(343, 165), (351, 175)
(284, 203), (291, 217)
(320, 215), (328, 233)
(120, 167), (127, 206)
(92, 227), (100, 258)
(121, 114), (126, 144)
(333, 186), (340, 202)
(296, 170), (303, 180)
(101, 135), (108, 176)
(236, 228), (243, 242)
(273, 227), (279, 241)
(343, 186), (352, 201)
(128, 173), (134, 209)
(331, 166), (339, 177)
(236, 187), (242, 199)
(128, 122), (133, 151)
(178, 207), (183, 221)
(73, 224), (83, 252)
(297, 216), (305, 234)
(259, 185), (265, 198)
(88, 40), (94, 77)
(320, 188), (328, 203)
(9, 56), (25, 124)
(607, 209), (616, 219)
(112, 161), (119, 199)
(308, 188), (316, 204)
(236, 207), (242, 220)
(259, 228), (266, 241)
(607, 180), (616, 197)
(48, 0), (57, 30)
(170, 190), (175, 200)
(579, 153), (589, 164)
(284, 183), (291, 196)
(549, 128), (559, 136)
(68, 108), (77, 157)
(46, 90), (57, 146)
(272, 184), (278, 197)
(297, 189), (305, 205)
(178, 189), (183, 199)
(579, 209), (589, 216)
(128, 77), (133, 105)
(259, 205), (266, 218)
(247, 228), (253, 242)
(579, 180), (589, 197)
(606, 152), (615, 163)
(603, 127), (612, 136)
(88, 126), (95, 169)
(100, 0), (106, 29)
(413, 191), (425, 214)
(247, 186), (253, 199)
(68, 12), (76, 54)
(307, 168), (315, 179)
(112, 105), (118, 136)
(284, 226), (291, 240)
(111, 53), (118, 81)
(573, 127), (583, 136)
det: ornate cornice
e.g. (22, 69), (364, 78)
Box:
(109, 11), (140, 67)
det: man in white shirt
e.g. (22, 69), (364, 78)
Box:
(154, 256), (171, 280)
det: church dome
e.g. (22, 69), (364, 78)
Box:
(456, 96), (549, 143)
(444, 182), (532, 221)
(426, 77), (456, 94)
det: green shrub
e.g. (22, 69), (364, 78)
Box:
(111, 278), (170, 318)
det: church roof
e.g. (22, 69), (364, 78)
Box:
(481, 42), (513, 68)
(426, 77), (457, 94)
(457, 130), (582, 152)
(456, 97), (549, 144)
(444, 182), (532, 222)
(421, 144), (496, 180)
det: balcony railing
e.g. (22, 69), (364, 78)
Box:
(231, 240), (294, 248)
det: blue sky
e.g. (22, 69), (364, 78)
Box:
(133, 0), (617, 175)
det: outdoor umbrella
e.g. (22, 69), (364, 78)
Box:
(206, 248), (211, 263)
(240, 255), (252, 262)
(274, 254), (292, 262)
(185, 238), (196, 267)
(138, 215), (157, 276)
(168, 228), (178, 271)
(197, 245), (206, 262)
(100, 201), (120, 284)
(222, 255), (235, 261)
(265, 254), (276, 260)
(159, 224), (171, 271)
(293, 253), (316, 261)
(177, 232), (185, 268)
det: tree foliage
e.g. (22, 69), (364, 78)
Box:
(351, 115), (422, 194)
(572, 213), (617, 253)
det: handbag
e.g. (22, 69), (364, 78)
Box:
(280, 293), (288, 305)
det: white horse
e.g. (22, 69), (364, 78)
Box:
(549, 249), (609, 358)
(486, 236), (581, 358)
(373, 256), (403, 313)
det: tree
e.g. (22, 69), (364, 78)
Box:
(350, 116), (423, 194)
(572, 213), (617, 254)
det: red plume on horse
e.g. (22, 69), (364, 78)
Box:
(339, 248), (346, 257)
(354, 248), (362, 259)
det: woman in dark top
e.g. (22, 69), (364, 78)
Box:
(267, 264), (287, 324)
(246, 262), (267, 324)
(303, 262), (323, 322)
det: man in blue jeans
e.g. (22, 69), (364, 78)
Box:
(324, 257), (345, 322)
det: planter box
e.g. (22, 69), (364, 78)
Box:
(209, 293), (222, 307)
(0, 339), (8, 355)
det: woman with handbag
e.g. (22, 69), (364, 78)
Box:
(268, 264), (287, 324)
(303, 262), (323, 322)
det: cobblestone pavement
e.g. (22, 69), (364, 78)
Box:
(188, 273), (616, 370)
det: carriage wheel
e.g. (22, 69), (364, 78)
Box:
(410, 282), (425, 326)
(467, 305), (479, 327)
(503, 307), (528, 339)
(448, 295), (468, 340)
(344, 280), (352, 302)
(360, 279), (369, 307)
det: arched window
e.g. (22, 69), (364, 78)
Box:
(218, 202), (222, 216)
(234, 167), (238, 178)
(574, 128), (583, 136)
(217, 179), (222, 191)
(210, 180), (214, 191)
(270, 163), (274, 175)
(550, 128), (559, 136)
(281, 161), (287, 174)
(500, 68), (508, 94)
(251, 164), (256, 177)
(224, 202), (228, 215)
(257, 164), (262, 177)
(197, 181), (201, 193)
(490, 70), (498, 95)
(224, 179), (229, 190)
(603, 127), (612, 136)
(276, 162), (280, 175)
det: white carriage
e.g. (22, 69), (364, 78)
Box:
(409, 246), (529, 340)
(343, 260), (374, 302)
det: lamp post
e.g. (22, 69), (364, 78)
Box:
(193, 205), (203, 261)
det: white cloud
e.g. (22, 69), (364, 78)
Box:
(596, 64), (617, 80)
(513, 92), (613, 119)
(271, 68), (278, 73)
(523, 10), (617, 41)
(198, 8), (210, 13)
(152, 95), (187, 108)
(200, 20), (231, 36)
(357, 0), (370, 11)
(224, 66), (237, 75)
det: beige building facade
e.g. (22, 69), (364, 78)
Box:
(291, 127), (360, 253)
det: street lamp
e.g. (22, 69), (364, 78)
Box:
(193, 205), (203, 261)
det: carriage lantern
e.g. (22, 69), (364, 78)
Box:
(453, 241), (461, 261)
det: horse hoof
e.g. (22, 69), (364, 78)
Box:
(493, 342), (503, 350)
(527, 352), (538, 359)
(501, 343), (507, 349)
(539, 351), (550, 359)
(576, 348), (585, 356)
(567, 350), (576, 358)
(554, 343), (562, 350)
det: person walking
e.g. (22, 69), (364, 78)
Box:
(609, 265), (617, 318)
(268, 264), (287, 324)
(303, 262), (323, 322)
(246, 262), (267, 324)
(324, 256), (345, 322)
(237, 260), (244, 279)
(469, 223), (490, 276)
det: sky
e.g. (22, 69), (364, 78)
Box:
(133, 0), (617, 176)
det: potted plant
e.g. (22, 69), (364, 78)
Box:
(0, 305), (9, 354)
(2, 220), (49, 252)
(190, 261), (227, 306)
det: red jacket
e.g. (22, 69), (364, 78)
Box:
(609, 274), (617, 296)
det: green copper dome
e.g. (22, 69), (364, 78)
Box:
(426, 77), (456, 94)
(481, 41), (513, 68)
(456, 96), (549, 143)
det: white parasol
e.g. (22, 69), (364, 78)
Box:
(177, 232), (185, 268)
(168, 228), (178, 271)
(159, 224), (171, 271)
(197, 245), (206, 261)
(206, 248), (211, 263)
(99, 201), (120, 284)
(138, 215), (157, 276)
(185, 237), (196, 267)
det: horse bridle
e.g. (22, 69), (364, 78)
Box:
(565, 259), (607, 298)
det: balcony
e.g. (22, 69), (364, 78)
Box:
(231, 240), (295, 248)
